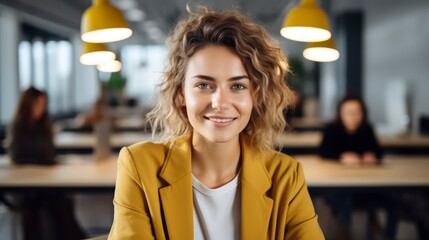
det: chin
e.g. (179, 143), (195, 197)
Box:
(204, 133), (238, 144)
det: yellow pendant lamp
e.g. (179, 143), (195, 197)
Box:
(81, 0), (132, 43)
(303, 37), (340, 62)
(97, 60), (122, 72)
(281, 0), (331, 42)
(80, 42), (116, 65)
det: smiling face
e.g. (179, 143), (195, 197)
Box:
(181, 45), (253, 144)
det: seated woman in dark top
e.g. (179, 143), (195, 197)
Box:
(9, 87), (56, 165)
(8, 87), (86, 240)
(319, 95), (396, 239)
(319, 95), (382, 165)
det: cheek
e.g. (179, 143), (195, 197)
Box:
(184, 92), (200, 110)
(183, 90), (209, 118)
(236, 95), (253, 116)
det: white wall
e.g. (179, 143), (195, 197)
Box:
(0, 8), (19, 124)
(364, 0), (429, 133)
(71, 36), (99, 111)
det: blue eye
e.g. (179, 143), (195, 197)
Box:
(232, 84), (246, 90)
(197, 83), (211, 89)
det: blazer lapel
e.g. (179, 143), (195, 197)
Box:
(240, 138), (273, 240)
(159, 135), (194, 240)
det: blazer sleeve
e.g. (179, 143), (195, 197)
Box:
(284, 162), (325, 239)
(108, 147), (156, 240)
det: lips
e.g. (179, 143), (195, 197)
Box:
(208, 117), (234, 123)
(204, 116), (237, 124)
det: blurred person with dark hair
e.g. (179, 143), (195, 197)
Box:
(9, 87), (55, 164)
(8, 87), (86, 240)
(319, 94), (396, 239)
(319, 94), (382, 164)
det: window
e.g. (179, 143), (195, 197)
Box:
(121, 45), (167, 108)
(18, 24), (73, 115)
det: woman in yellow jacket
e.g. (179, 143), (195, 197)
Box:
(109, 7), (324, 240)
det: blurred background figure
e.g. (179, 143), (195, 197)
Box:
(318, 94), (396, 240)
(9, 87), (55, 164)
(7, 87), (86, 240)
(319, 94), (382, 165)
(77, 97), (111, 130)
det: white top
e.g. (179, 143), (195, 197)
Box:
(192, 172), (241, 240)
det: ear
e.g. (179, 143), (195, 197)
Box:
(177, 90), (186, 107)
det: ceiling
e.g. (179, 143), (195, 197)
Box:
(0, 0), (296, 45)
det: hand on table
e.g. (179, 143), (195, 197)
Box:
(362, 152), (378, 165)
(340, 152), (361, 166)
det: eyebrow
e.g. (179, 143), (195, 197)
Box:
(192, 75), (249, 81)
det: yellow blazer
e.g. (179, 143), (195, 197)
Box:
(108, 135), (324, 239)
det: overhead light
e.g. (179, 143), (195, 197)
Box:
(281, 0), (331, 42)
(81, 0), (133, 43)
(303, 37), (340, 62)
(80, 42), (116, 65)
(97, 60), (122, 72)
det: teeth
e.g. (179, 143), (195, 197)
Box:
(209, 118), (233, 123)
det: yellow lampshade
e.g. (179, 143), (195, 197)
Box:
(97, 60), (122, 72)
(303, 38), (340, 62)
(281, 0), (331, 42)
(81, 0), (132, 43)
(80, 42), (116, 65)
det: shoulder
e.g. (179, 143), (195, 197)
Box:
(119, 140), (170, 172)
(259, 149), (301, 180)
(127, 140), (169, 160)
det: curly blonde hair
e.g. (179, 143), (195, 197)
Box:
(147, 7), (295, 151)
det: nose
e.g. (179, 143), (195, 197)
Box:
(211, 88), (229, 111)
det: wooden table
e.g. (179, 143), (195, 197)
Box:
(2, 131), (429, 154)
(0, 155), (117, 191)
(294, 155), (429, 188)
(279, 132), (429, 154)
(1, 154), (428, 192)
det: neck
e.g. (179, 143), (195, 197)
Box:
(191, 133), (242, 188)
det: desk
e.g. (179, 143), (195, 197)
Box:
(51, 131), (429, 155)
(1, 154), (428, 191)
(53, 132), (160, 153)
(294, 155), (429, 188)
(2, 131), (429, 154)
(0, 155), (117, 191)
(56, 132), (157, 149)
(279, 132), (429, 155)
(289, 117), (324, 132)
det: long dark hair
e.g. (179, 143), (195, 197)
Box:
(334, 94), (368, 126)
(12, 87), (52, 136)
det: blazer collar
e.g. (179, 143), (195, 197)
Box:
(159, 134), (194, 240)
(240, 137), (273, 239)
(159, 134), (273, 240)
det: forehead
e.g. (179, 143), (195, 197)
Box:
(341, 100), (361, 111)
(186, 45), (247, 76)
